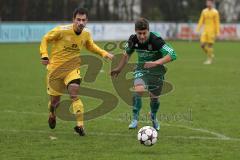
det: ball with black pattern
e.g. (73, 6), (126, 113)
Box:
(137, 126), (158, 146)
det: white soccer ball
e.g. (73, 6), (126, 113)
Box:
(137, 126), (158, 146)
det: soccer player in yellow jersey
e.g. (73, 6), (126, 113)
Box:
(40, 8), (113, 136)
(196, 0), (220, 64)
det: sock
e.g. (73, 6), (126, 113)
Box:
(150, 98), (160, 120)
(207, 47), (214, 58)
(204, 45), (214, 59)
(132, 93), (142, 120)
(72, 98), (84, 126)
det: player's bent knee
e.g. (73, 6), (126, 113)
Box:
(134, 85), (145, 96)
(68, 84), (79, 100)
(68, 83), (80, 90)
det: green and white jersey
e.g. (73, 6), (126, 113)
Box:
(125, 32), (177, 76)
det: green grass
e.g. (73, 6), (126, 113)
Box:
(0, 41), (240, 160)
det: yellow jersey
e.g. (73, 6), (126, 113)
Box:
(40, 24), (108, 71)
(196, 8), (220, 35)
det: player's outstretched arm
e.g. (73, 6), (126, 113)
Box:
(196, 10), (204, 33)
(85, 33), (114, 61)
(144, 55), (172, 69)
(110, 53), (129, 78)
(40, 36), (50, 66)
(39, 27), (61, 66)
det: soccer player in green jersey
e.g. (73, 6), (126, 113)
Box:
(111, 18), (177, 131)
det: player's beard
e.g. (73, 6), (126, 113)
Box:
(75, 24), (85, 33)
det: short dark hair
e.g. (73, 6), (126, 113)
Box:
(73, 7), (88, 18)
(135, 18), (149, 30)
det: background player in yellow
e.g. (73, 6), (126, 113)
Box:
(196, 0), (220, 65)
(40, 7), (113, 136)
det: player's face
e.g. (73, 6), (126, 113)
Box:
(206, 0), (213, 8)
(136, 29), (149, 43)
(73, 14), (88, 32)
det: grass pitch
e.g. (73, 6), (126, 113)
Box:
(0, 41), (239, 160)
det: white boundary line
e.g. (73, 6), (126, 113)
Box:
(0, 128), (240, 142)
(1, 110), (240, 142)
(103, 117), (232, 140)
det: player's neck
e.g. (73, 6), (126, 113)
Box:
(74, 30), (82, 35)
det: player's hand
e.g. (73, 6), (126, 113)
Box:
(41, 57), (50, 65)
(144, 61), (158, 69)
(104, 53), (114, 61)
(110, 68), (121, 78)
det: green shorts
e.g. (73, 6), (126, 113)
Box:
(133, 70), (164, 96)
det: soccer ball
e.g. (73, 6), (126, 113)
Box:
(137, 126), (158, 146)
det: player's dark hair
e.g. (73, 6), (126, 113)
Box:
(73, 7), (88, 18)
(135, 18), (149, 30)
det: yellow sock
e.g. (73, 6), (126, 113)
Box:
(204, 46), (214, 58)
(207, 47), (214, 58)
(72, 99), (84, 126)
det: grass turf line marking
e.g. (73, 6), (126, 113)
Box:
(0, 128), (240, 142)
(1, 110), (239, 142)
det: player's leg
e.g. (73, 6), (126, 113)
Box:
(201, 43), (208, 53)
(46, 72), (64, 129)
(67, 79), (85, 136)
(65, 69), (85, 136)
(203, 33), (215, 64)
(207, 42), (214, 61)
(200, 32), (212, 64)
(200, 33), (208, 53)
(207, 33), (216, 59)
(128, 78), (145, 129)
(207, 43), (214, 58)
(149, 93), (160, 131)
(48, 95), (60, 129)
(148, 76), (163, 131)
(202, 43), (214, 64)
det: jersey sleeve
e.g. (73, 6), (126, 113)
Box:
(160, 44), (177, 61)
(196, 10), (204, 32)
(215, 10), (220, 35)
(154, 35), (177, 61)
(125, 35), (135, 55)
(39, 27), (62, 58)
(85, 32), (108, 57)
